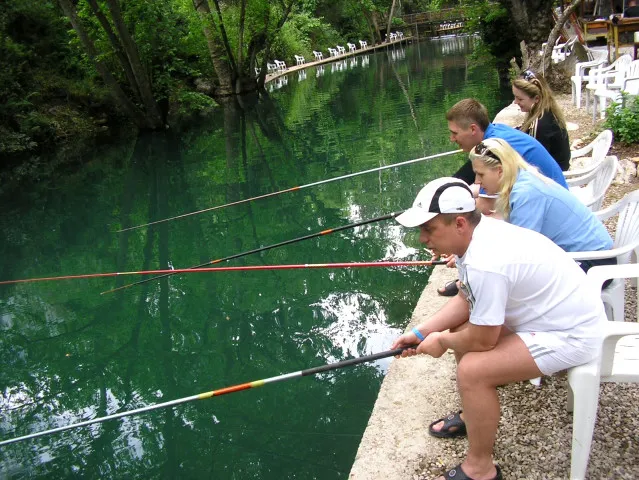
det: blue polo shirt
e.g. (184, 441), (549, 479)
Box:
(509, 170), (612, 252)
(484, 123), (568, 188)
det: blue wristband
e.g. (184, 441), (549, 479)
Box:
(412, 327), (425, 342)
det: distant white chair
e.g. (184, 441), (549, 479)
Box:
(387, 32), (397, 42)
(274, 60), (287, 71)
(397, 31), (404, 39)
(539, 37), (562, 56)
(570, 49), (609, 108)
(336, 45), (346, 55)
(566, 155), (619, 212)
(359, 40), (368, 49)
(328, 47), (338, 57)
(566, 129), (614, 179)
(593, 59), (639, 120)
(312, 50), (323, 61)
(551, 36), (577, 63)
(347, 42), (356, 53)
(267, 62), (278, 73)
(567, 263), (639, 480)
(570, 189), (639, 322)
(294, 55), (305, 66)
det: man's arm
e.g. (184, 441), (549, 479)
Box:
(437, 323), (502, 354)
(391, 294), (470, 350)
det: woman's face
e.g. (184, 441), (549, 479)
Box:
(512, 85), (538, 113)
(471, 158), (502, 195)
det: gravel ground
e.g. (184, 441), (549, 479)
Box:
(350, 93), (639, 480)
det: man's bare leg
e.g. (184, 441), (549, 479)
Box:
(430, 323), (513, 435)
(432, 333), (542, 480)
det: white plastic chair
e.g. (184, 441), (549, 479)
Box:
(539, 37), (562, 56)
(294, 55), (305, 66)
(566, 155), (619, 211)
(570, 189), (639, 321)
(267, 62), (278, 73)
(274, 60), (287, 71)
(359, 40), (368, 49)
(593, 59), (639, 120)
(328, 47), (338, 57)
(571, 49), (609, 108)
(347, 42), (356, 53)
(566, 129), (613, 178)
(567, 264), (639, 480)
(336, 45), (346, 55)
(583, 54), (632, 110)
(551, 36), (577, 63)
(312, 50), (323, 61)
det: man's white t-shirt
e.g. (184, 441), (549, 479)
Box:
(455, 216), (606, 340)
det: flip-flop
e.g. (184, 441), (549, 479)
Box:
(437, 280), (459, 297)
(428, 410), (467, 438)
(436, 464), (503, 480)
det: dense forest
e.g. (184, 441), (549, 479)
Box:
(0, 0), (566, 174)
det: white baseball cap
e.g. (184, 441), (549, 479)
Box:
(396, 177), (476, 228)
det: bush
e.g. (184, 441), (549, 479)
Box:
(604, 93), (639, 144)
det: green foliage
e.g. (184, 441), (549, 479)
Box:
(271, 11), (341, 60)
(174, 89), (217, 116)
(604, 94), (639, 144)
(460, 0), (520, 71)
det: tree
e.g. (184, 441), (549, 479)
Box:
(191, 0), (297, 95)
(57, 0), (164, 129)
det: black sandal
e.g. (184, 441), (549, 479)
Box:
(437, 463), (502, 480)
(428, 410), (467, 438)
(437, 280), (459, 297)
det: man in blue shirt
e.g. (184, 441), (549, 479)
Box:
(446, 98), (568, 189)
(437, 98), (569, 297)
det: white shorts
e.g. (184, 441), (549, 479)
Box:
(516, 331), (601, 376)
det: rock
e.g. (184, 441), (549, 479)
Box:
(614, 159), (638, 184)
(493, 103), (525, 128)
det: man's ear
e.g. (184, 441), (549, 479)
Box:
(469, 123), (480, 137)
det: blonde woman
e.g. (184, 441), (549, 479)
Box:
(512, 70), (570, 171)
(470, 138), (614, 274)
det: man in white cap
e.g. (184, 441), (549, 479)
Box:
(391, 177), (606, 480)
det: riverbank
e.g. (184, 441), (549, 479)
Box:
(349, 93), (639, 480)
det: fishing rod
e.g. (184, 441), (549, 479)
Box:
(0, 346), (412, 447)
(117, 149), (462, 233)
(102, 210), (407, 295)
(0, 261), (445, 287)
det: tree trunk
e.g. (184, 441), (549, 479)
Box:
(192, 0), (235, 95)
(86, 0), (140, 103)
(56, 0), (153, 129)
(502, 0), (556, 54)
(371, 12), (382, 43)
(237, 0), (247, 72)
(104, 0), (163, 127)
(386, 0), (397, 40)
(211, 0), (238, 74)
(540, 0), (583, 73)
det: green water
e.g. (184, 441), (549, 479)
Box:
(0, 37), (510, 479)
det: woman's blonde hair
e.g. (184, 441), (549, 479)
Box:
(512, 71), (566, 133)
(468, 138), (552, 219)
